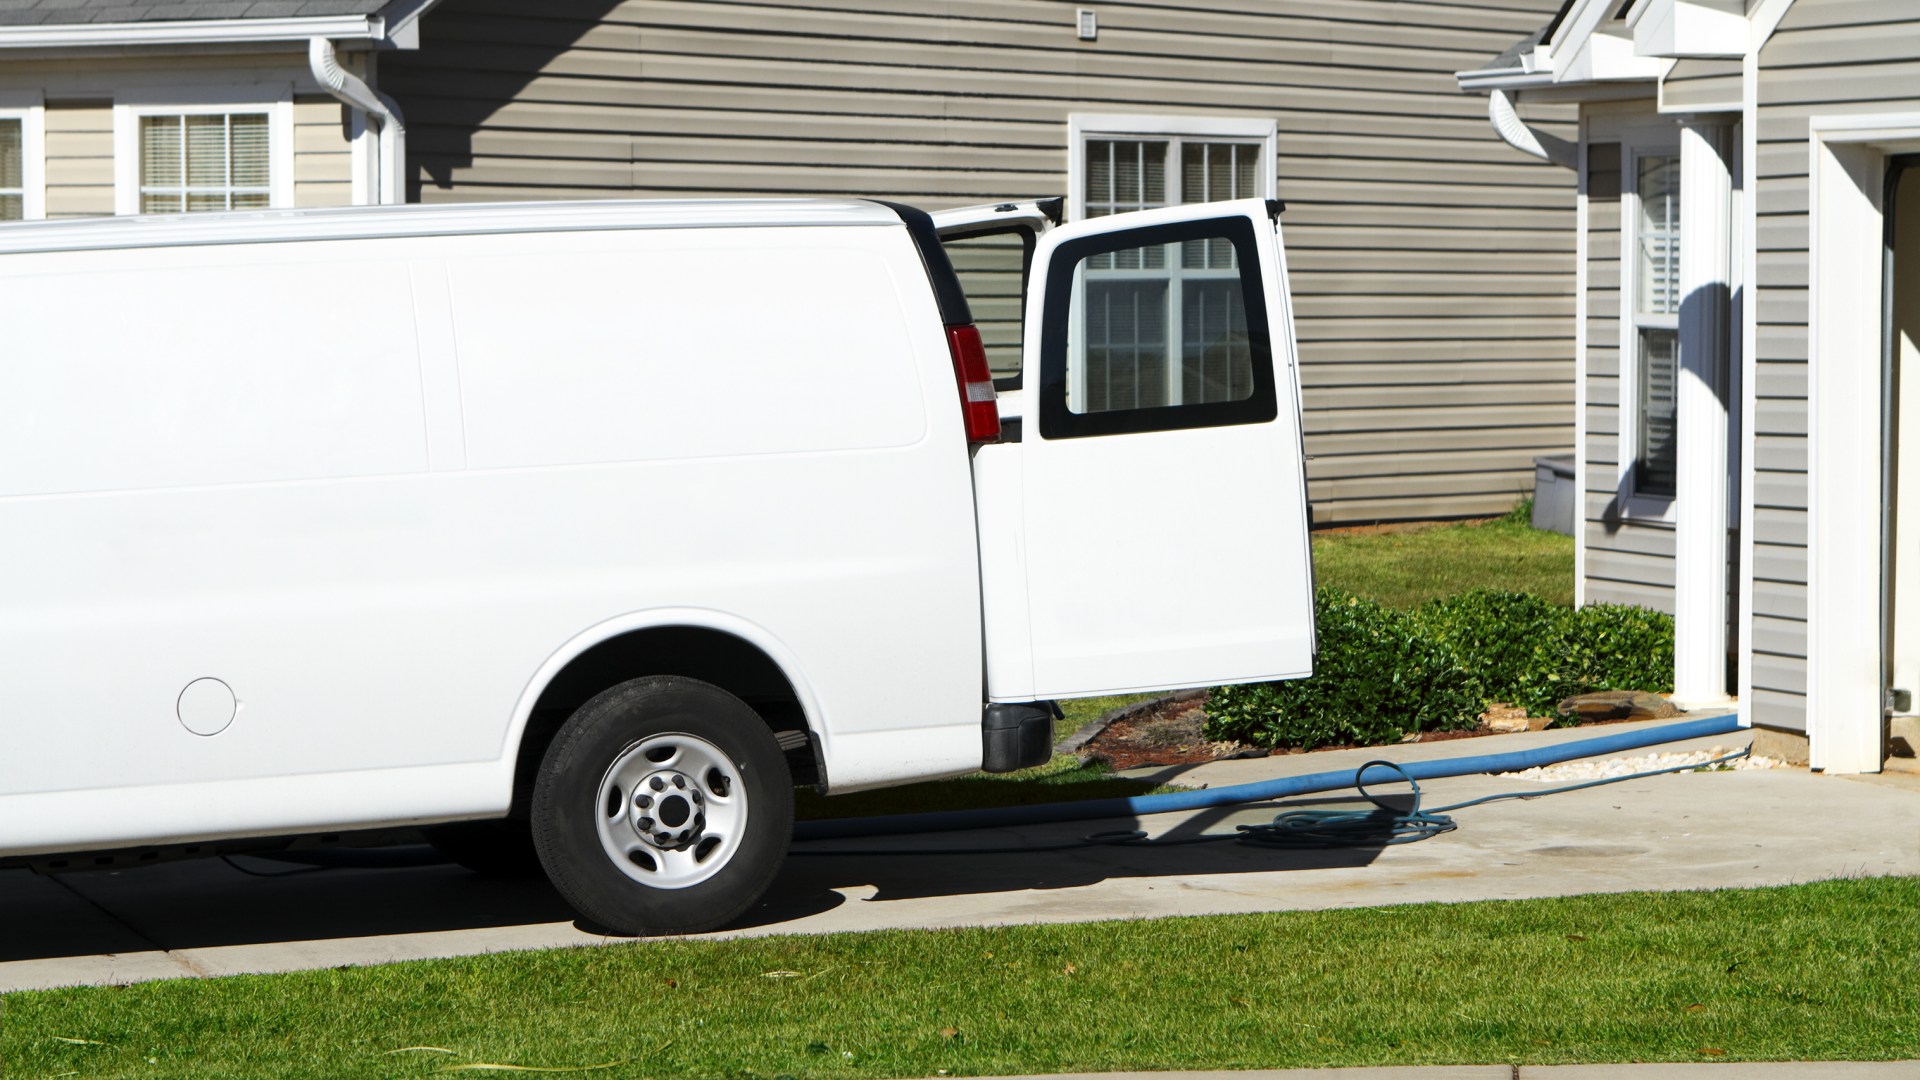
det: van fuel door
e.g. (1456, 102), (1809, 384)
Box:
(976, 198), (1315, 701)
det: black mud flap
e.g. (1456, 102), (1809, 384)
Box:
(982, 702), (1056, 773)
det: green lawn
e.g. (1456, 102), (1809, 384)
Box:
(1313, 514), (1575, 609)
(7, 877), (1911, 1078)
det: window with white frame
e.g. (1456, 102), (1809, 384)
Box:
(138, 111), (270, 213)
(1071, 117), (1276, 412)
(1632, 152), (1680, 499)
(0, 116), (22, 221)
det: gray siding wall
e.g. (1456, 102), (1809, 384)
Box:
(383, 0), (1578, 525)
(1662, 57), (1742, 112)
(1581, 137), (1677, 612)
(1747, 0), (1920, 731)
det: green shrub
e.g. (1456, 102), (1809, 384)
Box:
(1204, 588), (1483, 750)
(1204, 588), (1677, 750)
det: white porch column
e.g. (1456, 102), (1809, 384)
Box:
(1673, 117), (1734, 706)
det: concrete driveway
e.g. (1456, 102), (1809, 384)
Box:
(4, 717), (1916, 992)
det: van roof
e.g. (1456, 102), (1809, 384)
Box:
(0, 199), (904, 256)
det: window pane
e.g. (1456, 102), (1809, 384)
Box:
(1080, 277), (1170, 413)
(1638, 155), (1680, 316)
(0, 118), (21, 190)
(185, 114), (227, 187)
(232, 191), (269, 210)
(941, 231), (1027, 376)
(0, 194), (20, 222)
(1067, 228), (1258, 416)
(140, 192), (182, 214)
(1637, 327), (1678, 497)
(1085, 139), (1166, 214)
(1182, 279), (1253, 405)
(141, 115), (182, 187)
(230, 113), (269, 188)
(188, 193), (227, 213)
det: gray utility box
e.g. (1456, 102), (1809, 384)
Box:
(1531, 453), (1576, 536)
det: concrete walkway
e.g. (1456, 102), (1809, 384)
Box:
(3, 716), (1916, 992)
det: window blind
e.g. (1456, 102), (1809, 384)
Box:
(0, 118), (22, 222)
(140, 112), (269, 213)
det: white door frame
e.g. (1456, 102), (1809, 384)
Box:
(1806, 113), (1920, 773)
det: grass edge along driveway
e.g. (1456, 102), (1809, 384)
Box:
(5, 876), (1913, 1078)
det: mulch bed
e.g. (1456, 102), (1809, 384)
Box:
(1078, 693), (1655, 770)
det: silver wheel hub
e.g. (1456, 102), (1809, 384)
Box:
(629, 769), (705, 850)
(595, 732), (746, 890)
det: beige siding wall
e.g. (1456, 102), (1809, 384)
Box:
(43, 100), (113, 219)
(1580, 136), (1677, 612)
(1662, 57), (1742, 112)
(293, 96), (354, 208)
(10, 57), (355, 216)
(383, 0), (1578, 525)
(1747, 0), (1920, 731)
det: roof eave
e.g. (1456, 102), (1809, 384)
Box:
(0, 15), (390, 51)
(1455, 67), (1560, 93)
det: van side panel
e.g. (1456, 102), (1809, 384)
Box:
(0, 224), (983, 854)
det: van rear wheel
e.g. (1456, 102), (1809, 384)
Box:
(531, 676), (793, 936)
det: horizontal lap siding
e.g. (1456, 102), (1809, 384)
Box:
(293, 97), (354, 209)
(1749, 0), (1920, 731)
(1581, 137), (1675, 612)
(1661, 57), (1741, 113)
(43, 100), (112, 218)
(384, 0), (1577, 525)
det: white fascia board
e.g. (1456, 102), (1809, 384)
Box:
(379, 0), (443, 51)
(1551, 0), (1625, 57)
(1558, 27), (1673, 87)
(1631, 0), (1748, 58)
(1455, 67), (1558, 93)
(0, 16), (385, 51)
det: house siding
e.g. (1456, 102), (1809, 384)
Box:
(43, 100), (113, 218)
(1662, 57), (1741, 113)
(293, 96), (354, 208)
(382, 0), (1579, 525)
(7, 58), (355, 217)
(1747, 0), (1920, 732)
(1580, 134), (1677, 612)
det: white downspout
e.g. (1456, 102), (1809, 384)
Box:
(1489, 88), (1577, 169)
(308, 37), (406, 204)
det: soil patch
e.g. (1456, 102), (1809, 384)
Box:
(1079, 695), (1675, 769)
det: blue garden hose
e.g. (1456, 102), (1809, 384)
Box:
(792, 712), (1744, 842)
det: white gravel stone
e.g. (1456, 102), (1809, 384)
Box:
(1496, 745), (1790, 783)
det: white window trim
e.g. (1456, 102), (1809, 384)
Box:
(1615, 123), (1683, 523)
(1066, 113), (1278, 223)
(0, 90), (46, 221)
(113, 90), (294, 215)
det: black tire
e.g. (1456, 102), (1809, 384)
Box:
(422, 818), (544, 877)
(531, 675), (793, 936)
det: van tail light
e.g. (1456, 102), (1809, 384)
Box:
(945, 323), (1001, 443)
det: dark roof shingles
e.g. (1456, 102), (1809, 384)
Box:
(0, 0), (386, 26)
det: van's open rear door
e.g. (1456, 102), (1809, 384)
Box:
(973, 198), (1314, 701)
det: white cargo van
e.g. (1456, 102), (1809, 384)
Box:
(0, 196), (1314, 935)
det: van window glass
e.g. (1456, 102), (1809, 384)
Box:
(941, 230), (1028, 378)
(1039, 215), (1276, 439)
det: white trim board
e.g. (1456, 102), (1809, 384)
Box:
(0, 17), (384, 51)
(112, 92), (296, 215)
(0, 90), (45, 222)
(1804, 112), (1920, 774)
